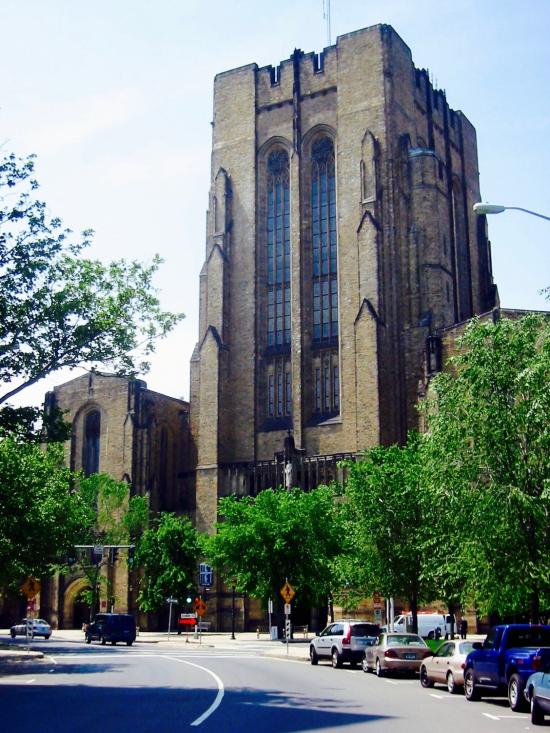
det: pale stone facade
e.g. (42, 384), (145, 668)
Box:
(191, 24), (497, 539)
(40, 373), (191, 629)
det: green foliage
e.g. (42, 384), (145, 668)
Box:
(422, 315), (550, 620)
(0, 439), (90, 587)
(0, 152), (184, 414)
(206, 486), (344, 607)
(77, 473), (149, 546)
(341, 433), (434, 623)
(136, 513), (202, 612)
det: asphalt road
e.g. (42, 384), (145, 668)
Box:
(0, 637), (540, 732)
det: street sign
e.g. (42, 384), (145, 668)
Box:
(194, 598), (207, 617)
(20, 577), (40, 600)
(280, 581), (295, 603)
(199, 563), (213, 587)
(284, 603), (291, 615)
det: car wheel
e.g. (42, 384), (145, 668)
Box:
(420, 666), (433, 688)
(309, 646), (318, 665)
(531, 693), (544, 725)
(361, 656), (370, 673)
(100, 636), (106, 646)
(464, 669), (480, 701)
(446, 671), (457, 694)
(10, 629), (15, 638)
(126, 641), (133, 647)
(375, 658), (385, 678)
(331, 648), (342, 669)
(508, 673), (527, 712)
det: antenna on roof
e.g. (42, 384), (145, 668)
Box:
(323, 0), (331, 45)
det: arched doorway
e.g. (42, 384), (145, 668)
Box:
(63, 577), (92, 629)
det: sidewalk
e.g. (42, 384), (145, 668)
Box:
(0, 628), (311, 664)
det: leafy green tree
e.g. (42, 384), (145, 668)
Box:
(422, 315), (550, 621)
(206, 486), (344, 618)
(0, 439), (91, 588)
(342, 433), (434, 633)
(135, 513), (202, 612)
(0, 152), (183, 422)
(70, 473), (149, 616)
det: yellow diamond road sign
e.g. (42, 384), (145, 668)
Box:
(21, 577), (40, 600)
(280, 581), (295, 603)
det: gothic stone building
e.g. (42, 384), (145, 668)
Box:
(191, 23), (497, 541)
(39, 373), (191, 630)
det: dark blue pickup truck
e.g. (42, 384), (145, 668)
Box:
(464, 624), (550, 711)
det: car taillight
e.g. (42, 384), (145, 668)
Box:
(385, 649), (398, 658)
(423, 649), (432, 658)
(533, 656), (542, 671)
(461, 662), (465, 669)
(342, 627), (351, 646)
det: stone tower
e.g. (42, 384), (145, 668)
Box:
(190, 24), (496, 535)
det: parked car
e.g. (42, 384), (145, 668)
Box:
(309, 620), (380, 668)
(419, 639), (475, 693)
(362, 632), (431, 676)
(524, 666), (550, 726)
(10, 618), (52, 639)
(85, 613), (136, 646)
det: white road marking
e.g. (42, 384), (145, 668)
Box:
(429, 693), (448, 699)
(50, 652), (225, 727)
(483, 713), (500, 720)
(25, 679), (35, 684)
(163, 656), (224, 727)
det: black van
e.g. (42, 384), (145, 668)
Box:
(85, 613), (136, 646)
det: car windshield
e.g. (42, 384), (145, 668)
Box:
(459, 642), (475, 655)
(387, 634), (425, 647)
(34, 619), (48, 625)
(351, 624), (379, 637)
(505, 628), (550, 648)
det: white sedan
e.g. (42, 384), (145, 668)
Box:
(10, 618), (52, 639)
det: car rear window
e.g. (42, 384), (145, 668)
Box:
(459, 642), (475, 655)
(505, 628), (550, 648)
(388, 634), (425, 647)
(351, 624), (380, 637)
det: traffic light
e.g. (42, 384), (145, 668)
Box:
(127, 545), (135, 568)
(67, 548), (78, 567)
(91, 545), (103, 565)
(108, 548), (118, 564)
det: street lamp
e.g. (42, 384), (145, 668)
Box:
(230, 580), (236, 640)
(473, 202), (550, 221)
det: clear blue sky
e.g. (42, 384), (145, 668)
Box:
(2, 0), (549, 404)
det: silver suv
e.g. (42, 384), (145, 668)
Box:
(310, 620), (380, 668)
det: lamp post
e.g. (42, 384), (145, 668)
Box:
(230, 580), (236, 640)
(473, 202), (550, 221)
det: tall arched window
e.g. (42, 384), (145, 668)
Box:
(309, 136), (340, 420)
(311, 137), (338, 342)
(83, 410), (100, 476)
(266, 148), (291, 348)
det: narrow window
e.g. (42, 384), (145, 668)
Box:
(83, 410), (100, 476)
(266, 149), (291, 347)
(311, 137), (338, 343)
(268, 374), (275, 416)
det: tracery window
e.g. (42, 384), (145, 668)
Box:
(266, 149), (290, 347)
(83, 410), (100, 476)
(313, 351), (339, 416)
(311, 137), (338, 342)
(267, 358), (292, 417)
